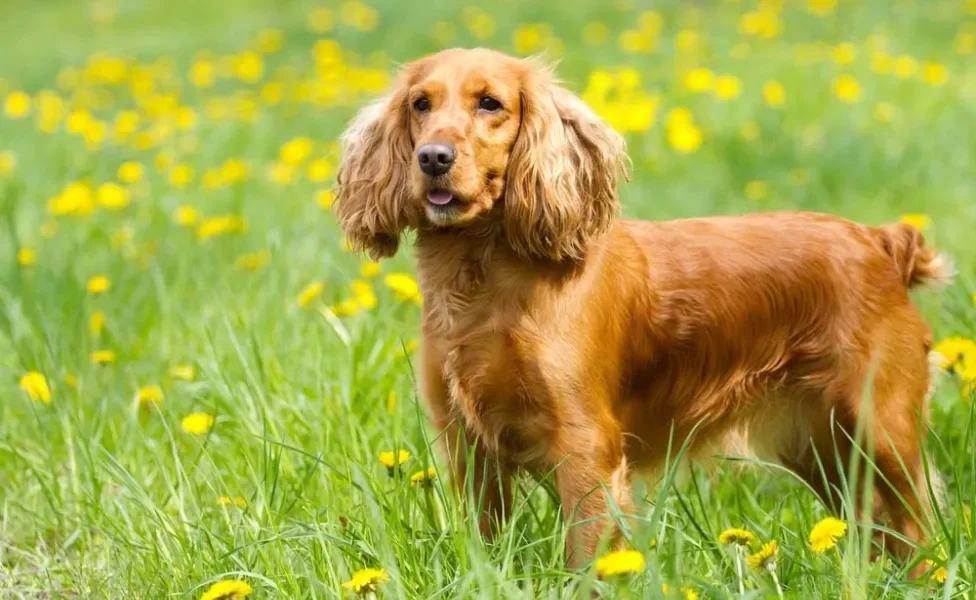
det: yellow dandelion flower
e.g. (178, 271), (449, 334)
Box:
(719, 527), (755, 546)
(255, 29), (283, 54)
(306, 158), (334, 182)
(831, 42), (857, 65)
(341, 568), (388, 594)
(136, 385), (163, 408)
(169, 164), (194, 189)
(217, 495), (247, 509)
(4, 91), (31, 118)
(233, 51), (264, 83)
(714, 75), (742, 100)
(595, 549), (646, 577)
(392, 339), (419, 358)
(762, 80), (785, 107)
(307, 8), (334, 33)
(19, 371), (51, 404)
(182, 412), (214, 435)
(316, 189), (335, 209)
(49, 181), (96, 216)
(17, 248), (35, 267)
(234, 250), (271, 271)
(955, 31), (975, 55)
(667, 121), (703, 153)
(170, 365), (195, 381)
(0, 150), (15, 176)
(926, 558), (948, 584)
(618, 29), (656, 53)
(384, 273), (420, 302)
(360, 261), (382, 278)
(87, 275), (111, 295)
(378, 450), (410, 470)
(351, 280), (377, 310)
(921, 62), (948, 86)
(809, 516), (847, 553)
(410, 467), (438, 486)
(832, 75), (861, 103)
(297, 281), (325, 308)
(892, 55), (917, 79)
(745, 180), (768, 201)
(199, 579), (252, 600)
(661, 584), (698, 600)
(330, 298), (360, 317)
(512, 24), (544, 55)
(90, 350), (116, 365)
(748, 540), (778, 571)
(461, 6), (494, 40)
(279, 137), (314, 165)
(64, 373), (78, 388)
(675, 29), (701, 53)
(340, 0), (379, 31)
(220, 158), (249, 184)
(681, 68), (714, 93)
(89, 311), (106, 336)
(933, 337), (976, 369)
(117, 161), (144, 184)
(197, 215), (247, 241)
(870, 51), (891, 74)
(899, 214), (930, 231)
(268, 161), (295, 185)
(807, 0), (836, 15)
(174, 205), (199, 227)
(189, 59), (215, 88)
(96, 182), (130, 211)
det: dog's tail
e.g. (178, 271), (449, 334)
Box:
(877, 223), (954, 289)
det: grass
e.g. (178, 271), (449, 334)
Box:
(1, 0), (975, 597)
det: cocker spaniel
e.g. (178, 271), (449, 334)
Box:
(334, 48), (950, 571)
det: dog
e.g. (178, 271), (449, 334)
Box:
(334, 47), (950, 569)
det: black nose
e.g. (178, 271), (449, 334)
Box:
(417, 143), (456, 176)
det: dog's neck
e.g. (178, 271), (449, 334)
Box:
(413, 224), (588, 335)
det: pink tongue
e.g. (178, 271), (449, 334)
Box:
(427, 190), (454, 206)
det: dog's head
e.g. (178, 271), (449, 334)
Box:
(334, 48), (628, 261)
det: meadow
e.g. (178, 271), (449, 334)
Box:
(1, 0), (975, 597)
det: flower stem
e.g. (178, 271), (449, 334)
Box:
(770, 567), (784, 600)
(834, 547), (848, 600)
(734, 549), (745, 595)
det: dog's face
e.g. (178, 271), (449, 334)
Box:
(334, 48), (628, 261)
(405, 50), (523, 227)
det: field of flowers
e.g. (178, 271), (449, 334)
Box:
(1, 0), (975, 597)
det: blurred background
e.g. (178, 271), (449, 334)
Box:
(2, 0), (975, 597)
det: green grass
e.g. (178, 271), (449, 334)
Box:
(1, 0), (975, 597)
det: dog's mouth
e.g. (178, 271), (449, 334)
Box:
(426, 189), (464, 209)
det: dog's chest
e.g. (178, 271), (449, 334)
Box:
(438, 322), (558, 466)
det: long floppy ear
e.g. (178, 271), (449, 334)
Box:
(334, 80), (414, 259)
(504, 60), (629, 262)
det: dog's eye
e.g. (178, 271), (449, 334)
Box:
(478, 96), (502, 112)
(413, 97), (430, 113)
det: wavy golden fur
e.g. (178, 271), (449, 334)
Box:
(334, 48), (951, 573)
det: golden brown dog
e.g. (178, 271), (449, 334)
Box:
(334, 48), (950, 568)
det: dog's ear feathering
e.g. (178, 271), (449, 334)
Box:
(504, 58), (630, 262)
(334, 79), (414, 259)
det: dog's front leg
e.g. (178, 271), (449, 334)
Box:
(556, 445), (634, 568)
(422, 345), (512, 539)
